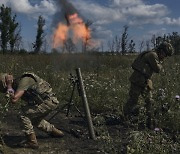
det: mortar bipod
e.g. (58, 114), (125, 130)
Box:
(65, 73), (84, 117)
(49, 68), (96, 140)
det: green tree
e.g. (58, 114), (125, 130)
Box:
(121, 25), (128, 55)
(0, 4), (21, 53)
(9, 14), (20, 52)
(33, 15), (45, 53)
(0, 4), (11, 53)
(168, 32), (180, 55)
(128, 39), (135, 53)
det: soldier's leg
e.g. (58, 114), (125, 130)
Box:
(37, 119), (64, 137)
(18, 96), (59, 148)
(19, 104), (47, 148)
(20, 105), (41, 135)
(19, 114), (39, 149)
(142, 88), (154, 129)
(124, 83), (142, 117)
(20, 115), (35, 135)
(32, 99), (64, 137)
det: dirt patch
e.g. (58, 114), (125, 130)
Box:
(0, 108), (128, 154)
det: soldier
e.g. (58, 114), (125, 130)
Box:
(5, 72), (64, 149)
(123, 41), (174, 129)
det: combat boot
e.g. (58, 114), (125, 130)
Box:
(19, 133), (39, 149)
(50, 127), (64, 137)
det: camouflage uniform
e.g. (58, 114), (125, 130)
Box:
(124, 51), (162, 128)
(16, 72), (60, 135)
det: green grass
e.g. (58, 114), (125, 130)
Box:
(0, 53), (179, 153)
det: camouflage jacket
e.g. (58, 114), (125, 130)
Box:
(130, 51), (162, 86)
(20, 72), (58, 105)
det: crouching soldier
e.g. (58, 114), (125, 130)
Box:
(6, 72), (64, 149)
(123, 41), (174, 129)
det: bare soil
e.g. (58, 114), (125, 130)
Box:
(0, 107), (129, 154)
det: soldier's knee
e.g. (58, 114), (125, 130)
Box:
(37, 119), (54, 132)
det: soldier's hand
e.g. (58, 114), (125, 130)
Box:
(7, 88), (15, 95)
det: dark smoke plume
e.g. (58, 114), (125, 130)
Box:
(52, 0), (79, 27)
(58, 0), (78, 16)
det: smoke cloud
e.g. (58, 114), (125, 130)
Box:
(52, 0), (79, 27)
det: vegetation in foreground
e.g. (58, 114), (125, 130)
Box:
(0, 53), (179, 153)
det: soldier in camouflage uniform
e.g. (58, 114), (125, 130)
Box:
(123, 42), (174, 129)
(6, 72), (64, 149)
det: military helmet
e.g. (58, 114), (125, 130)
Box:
(157, 41), (174, 56)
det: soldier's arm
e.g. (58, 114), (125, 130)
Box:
(11, 77), (35, 104)
(11, 90), (25, 103)
(148, 53), (163, 73)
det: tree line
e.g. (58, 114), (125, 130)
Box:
(107, 25), (180, 55)
(0, 4), (45, 54)
(0, 4), (180, 54)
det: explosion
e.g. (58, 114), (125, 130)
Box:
(52, 13), (91, 49)
(53, 23), (68, 48)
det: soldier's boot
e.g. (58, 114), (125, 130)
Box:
(50, 127), (64, 138)
(19, 133), (39, 149)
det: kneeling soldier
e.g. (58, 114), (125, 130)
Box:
(6, 72), (64, 149)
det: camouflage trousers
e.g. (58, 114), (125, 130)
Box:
(20, 96), (59, 135)
(124, 82), (154, 128)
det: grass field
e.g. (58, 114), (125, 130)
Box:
(0, 53), (179, 153)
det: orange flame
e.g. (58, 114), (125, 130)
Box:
(52, 13), (91, 48)
(52, 23), (68, 48)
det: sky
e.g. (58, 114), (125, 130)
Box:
(0, 0), (180, 51)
